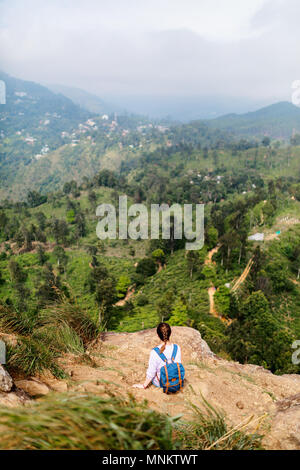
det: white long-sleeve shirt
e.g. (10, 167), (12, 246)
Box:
(146, 343), (181, 387)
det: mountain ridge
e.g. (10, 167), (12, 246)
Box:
(205, 101), (300, 140)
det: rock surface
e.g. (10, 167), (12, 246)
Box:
(0, 365), (13, 393)
(1, 326), (299, 449)
(14, 379), (49, 397)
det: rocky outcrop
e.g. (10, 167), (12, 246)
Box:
(0, 326), (299, 449)
(0, 365), (13, 393)
(263, 394), (300, 450)
(14, 379), (50, 398)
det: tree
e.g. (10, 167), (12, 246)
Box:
(136, 258), (156, 278)
(35, 212), (47, 231)
(214, 286), (231, 317)
(37, 244), (47, 265)
(74, 212), (86, 239)
(8, 260), (30, 310)
(262, 136), (271, 147)
(186, 250), (199, 278)
(95, 278), (117, 327)
(88, 190), (97, 208)
(169, 299), (188, 326)
(8, 260), (27, 284)
(88, 263), (109, 293)
(0, 269), (4, 286)
(27, 191), (47, 208)
(151, 249), (166, 265)
(156, 290), (175, 322)
(53, 246), (68, 274)
(37, 263), (62, 307)
(51, 219), (69, 245)
(206, 226), (218, 250)
(227, 291), (295, 373)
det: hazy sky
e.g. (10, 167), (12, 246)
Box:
(0, 0), (299, 102)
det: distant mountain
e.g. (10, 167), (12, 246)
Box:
(0, 72), (155, 201)
(205, 102), (300, 140)
(0, 71), (90, 138)
(102, 94), (267, 122)
(48, 84), (119, 116)
(0, 71), (93, 199)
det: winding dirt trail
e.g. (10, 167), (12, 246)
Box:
(205, 245), (231, 325)
(205, 247), (220, 320)
(205, 245), (220, 265)
(231, 258), (254, 292)
(114, 286), (135, 307)
(205, 244), (254, 324)
(156, 262), (166, 274)
(208, 286), (217, 316)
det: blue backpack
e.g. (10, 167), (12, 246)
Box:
(153, 344), (185, 394)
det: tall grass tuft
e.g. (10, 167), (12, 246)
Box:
(32, 323), (85, 355)
(2, 298), (99, 378)
(0, 393), (176, 450)
(174, 398), (264, 450)
(0, 303), (37, 335)
(38, 301), (100, 345)
(5, 338), (65, 379)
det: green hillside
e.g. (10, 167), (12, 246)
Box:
(205, 102), (300, 140)
(0, 141), (300, 377)
(0, 73), (300, 382)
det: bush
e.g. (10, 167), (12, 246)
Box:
(214, 286), (231, 318)
(136, 258), (157, 278)
(136, 293), (149, 306)
(116, 275), (131, 299)
(169, 300), (188, 326)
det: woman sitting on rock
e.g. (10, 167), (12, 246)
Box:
(133, 322), (184, 392)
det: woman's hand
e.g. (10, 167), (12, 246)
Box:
(132, 377), (152, 389)
(132, 384), (145, 389)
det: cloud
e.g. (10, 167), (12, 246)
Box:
(0, 0), (299, 102)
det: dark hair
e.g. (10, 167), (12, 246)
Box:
(157, 322), (171, 353)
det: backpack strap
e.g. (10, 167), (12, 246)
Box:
(171, 344), (178, 362)
(153, 347), (168, 363)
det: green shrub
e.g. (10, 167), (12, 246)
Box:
(116, 275), (131, 299)
(214, 286), (231, 317)
(136, 293), (149, 306)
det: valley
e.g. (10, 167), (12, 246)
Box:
(0, 72), (300, 450)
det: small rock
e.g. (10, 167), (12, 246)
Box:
(15, 380), (49, 397)
(0, 365), (13, 392)
(236, 401), (244, 409)
(48, 381), (68, 393)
